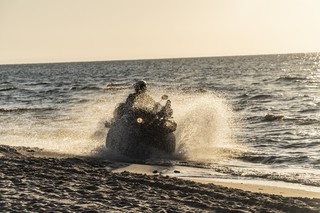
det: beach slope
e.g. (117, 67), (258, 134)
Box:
(1, 145), (320, 212)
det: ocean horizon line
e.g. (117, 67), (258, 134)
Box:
(1, 51), (319, 66)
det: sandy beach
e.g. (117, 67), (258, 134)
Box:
(1, 145), (320, 212)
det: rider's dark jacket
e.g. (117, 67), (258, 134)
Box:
(113, 91), (157, 120)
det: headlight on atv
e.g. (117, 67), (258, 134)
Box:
(136, 117), (143, 123)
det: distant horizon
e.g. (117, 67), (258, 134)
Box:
(0, 51), (319, 66)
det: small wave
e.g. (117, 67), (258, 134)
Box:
(70, 84), (130, 91)
(282, 116), (320, 125)
(312, 159), (320, 169)
(0, 87), (17, 92)
(70, 86), (101, 91)
(262, 114), (284, 122)
(276, 76), (308, 82)
(24, 82), (51, 86)
(239, 152), (311, 165)
(297, 118), (320, 125)
(70, 84), (129, 91)
(249, 94), (273, 100)
(283, 142), (320, 149)
(82, 86), (101, 91)
(105, 83), (131, 91)
(298, 108), (320, 113)
(181, 87), (208, 94)
(0, 107), (55, 113)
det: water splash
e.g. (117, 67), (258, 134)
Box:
(169, 92), (244, 162)
(0, 92), (124, 155)
(1, 89), (244, 161)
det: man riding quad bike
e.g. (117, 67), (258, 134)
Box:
(106, 81), (177, 159)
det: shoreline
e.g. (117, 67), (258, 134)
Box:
(185, 178), (320, 199)
(112, 163), (320, 199)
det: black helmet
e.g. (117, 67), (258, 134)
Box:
(134, 80), (147, 92)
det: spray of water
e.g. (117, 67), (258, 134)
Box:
(1, 89), (244, 162)
(0, 93), (124, 156)
(170, 92), (243, 162)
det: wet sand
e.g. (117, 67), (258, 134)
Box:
(113, 164), (320, 199)
(1, 145), (320, 212)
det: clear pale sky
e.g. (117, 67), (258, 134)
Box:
(1, 0), (320, 64)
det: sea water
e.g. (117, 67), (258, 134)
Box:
(1, 53), (320, 187)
